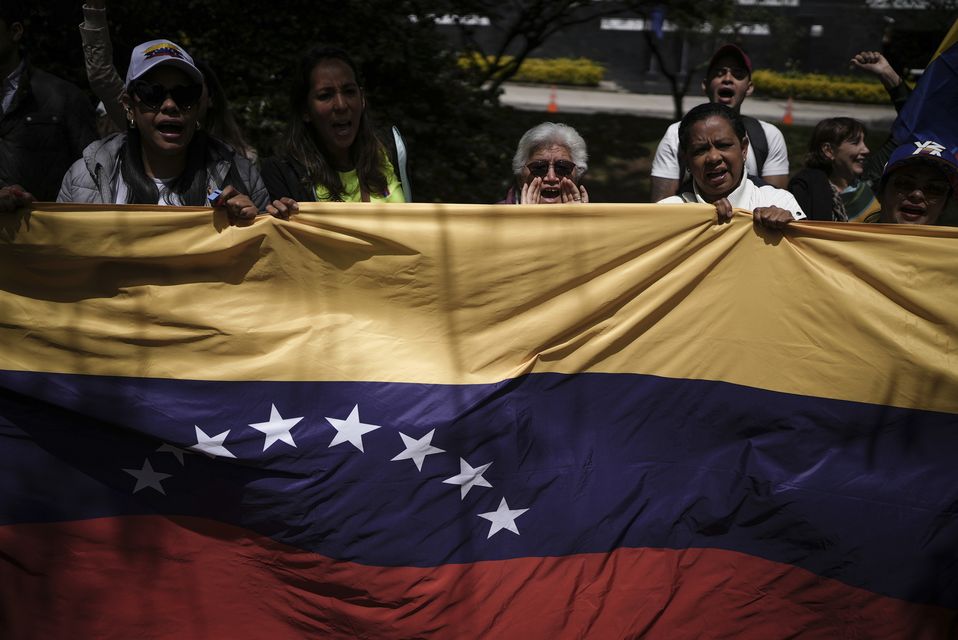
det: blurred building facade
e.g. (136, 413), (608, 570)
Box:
(437, 0), (952, 93)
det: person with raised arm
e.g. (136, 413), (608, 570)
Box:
(57, 39), (292, 220)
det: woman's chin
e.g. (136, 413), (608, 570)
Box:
(698, 185), (732, 203)
(144, 135), (192, 157)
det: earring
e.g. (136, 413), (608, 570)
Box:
(196, 120), (203, 131)
(126, 110), (135, 129)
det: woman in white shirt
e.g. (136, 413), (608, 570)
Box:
(659, 103), (805, 229)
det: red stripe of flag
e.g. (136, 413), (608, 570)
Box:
(2, 516), (952, 639)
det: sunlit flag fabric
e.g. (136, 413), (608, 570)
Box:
(1, 203), (956, 639)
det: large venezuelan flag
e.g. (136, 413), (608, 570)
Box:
(0, 203), (956, 639)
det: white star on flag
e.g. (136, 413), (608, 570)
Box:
(122, 459), (172, 495)
(443, 458), (492, 499)
(326, 404), (381, 452)
(478, 497), (529, 538)
(391, 429), (445, 471)
(249, 404), (304, 451)
(156, 443), (189, 465)
(189, 425), (236, 458)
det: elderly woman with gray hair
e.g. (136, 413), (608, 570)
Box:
(499, 122), (589, 204)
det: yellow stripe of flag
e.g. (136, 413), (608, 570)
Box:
(1, 203), (956, 413)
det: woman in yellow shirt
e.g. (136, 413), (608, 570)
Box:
(262, 46), (408, 204)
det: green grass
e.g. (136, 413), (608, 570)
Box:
(497, 108), (888, 203)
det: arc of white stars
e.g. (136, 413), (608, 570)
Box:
(189, 425), (236, 458)
(443, 458), (492, 499)
(157, 443), (189, 465)
(391, 429), (445, 471)
(249, 403), (304, 451)
(478, 498), (529, 538)
(325, 404), (381, 453)
(122, 459), (172, 495)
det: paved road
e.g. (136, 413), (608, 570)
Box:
(500, 83), (898, 129)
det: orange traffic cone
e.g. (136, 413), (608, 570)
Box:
(782, 96), (794, 126)
(546, 85), (559, 113)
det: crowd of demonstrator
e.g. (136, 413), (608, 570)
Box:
(1, 2), (955, 230)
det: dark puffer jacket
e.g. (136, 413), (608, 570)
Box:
(0, 64), (98, 201)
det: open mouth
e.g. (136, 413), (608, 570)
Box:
(705, 167), (729, 187)
(156, 122), (185, 138)
(331, 121), (353, 137)
(716, 88), (736, 103)
(540, 187), (561, 200)
(898, 203), (926, 221)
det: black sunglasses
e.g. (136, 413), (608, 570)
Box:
(526, 159), (576, 178)
(132, 80), (203, 111)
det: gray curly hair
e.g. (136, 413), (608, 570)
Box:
(511, 122), (588, 179)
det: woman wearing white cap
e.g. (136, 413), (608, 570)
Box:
(57, 39), (290, 219)
(78, 0), (254, 159)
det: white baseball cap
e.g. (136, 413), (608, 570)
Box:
(125, 39), (203, 86)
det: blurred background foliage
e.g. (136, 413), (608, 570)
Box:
(18, 1), (952, 203)
(460, 54), (606, 87)
(25, 0), (512, 203)
(24, 0), (710, 202)
(751, 70), (891, 104)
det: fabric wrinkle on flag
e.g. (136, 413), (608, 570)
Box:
(0, 202), (956, 639)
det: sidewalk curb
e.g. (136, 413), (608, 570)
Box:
(500, 83), (898, 129)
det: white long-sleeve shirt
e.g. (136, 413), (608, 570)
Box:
(659, 173), (806, 220)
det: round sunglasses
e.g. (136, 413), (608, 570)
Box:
(526, 159), (576, 179)
(131, 80), (203, 111)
